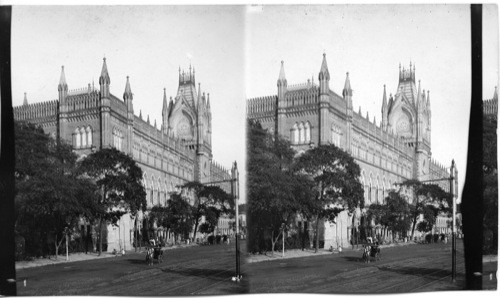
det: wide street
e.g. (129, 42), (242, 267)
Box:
(16, 239), (497, 295)
(244, 239), (497, 293)
(16, 241), (248, 296)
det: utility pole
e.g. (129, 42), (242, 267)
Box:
(231, 161), (241, 281)
(451, 159), (456, 282)
(205, 161), (241, 281)
(418, 159), (457, 282)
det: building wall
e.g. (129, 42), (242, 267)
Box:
(247, 55), (454, 249)
(13, 59), (231, 252)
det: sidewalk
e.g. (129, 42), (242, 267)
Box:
(16, 242), (199, 270)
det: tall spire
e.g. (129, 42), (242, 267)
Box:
(123, 76), (132, 100)
(277, 60), (287, 86)
(99, 57), (110, 85)
(342, 72), (352, 97)
(416, 79), (421, 106)
(494, 86), (498, 100)
(319, 53), (330, 81)
(426, 90), (430, 108)
(162, 88), (168, 114)
(58, 65), (67, 91)
(23, 92), (28, 106)
(381, 85), (387, 112)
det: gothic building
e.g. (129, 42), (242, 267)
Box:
(484, 86), (498, 117)
(14, 58), (231, 251)
(247, 53), (457, 249)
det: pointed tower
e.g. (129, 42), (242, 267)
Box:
(276, 61), (288, 137)
(58, 66), (69, 142)
(318, 53), (330, 145)
(381, 85), (388, 131)
(99, 57), (111, 149)
(23, 92), (28, 106)
(162, 88), (168, 135)
(343, 72), (353, 152)
(123, 76), (134, 155)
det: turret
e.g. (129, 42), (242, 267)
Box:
(98, 57), (111, 149)
(23, 92), (28, 106)
(162, 88), (168, 134)
(381, 85), (388, 130)
(342, 72), (352, 106)
(318, 53), (331, 145)
(123, 76), (133, 112)
(276, 61), (287, 137)
(318, 53), (330, 95)
(343, 72), (353, 153)
(58, 65), (68, 105)
(99, 57), (110, 98)
(277, 60), (287, 100)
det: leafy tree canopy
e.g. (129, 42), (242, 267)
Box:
(77, 148), (147, 220)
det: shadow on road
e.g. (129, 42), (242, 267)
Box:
(162, 267), (234, 281)
(378, 265), (451, 279)
(342, 256), (363, 262)
(127, 259), (147, 265)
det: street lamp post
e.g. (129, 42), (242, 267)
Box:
(204, 161), (241, 282)
(417, 159), (457, 282)
(450, 159), (456, 282)
(231, 162), (242, 281)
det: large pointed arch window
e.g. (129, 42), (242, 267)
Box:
(298, 122), (304, 144)
(304, 122), (311, 143)
(74, 128), (81, 148)
(331, 125), (341, 147)
(80, 127), (87, 148)
(86, 126), (93, 147)
(291, 123), (298, 144)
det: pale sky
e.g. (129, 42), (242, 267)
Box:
(245, 4), (499, 201)
(10, 5), (247, 202)
(9, 4), (500, 204)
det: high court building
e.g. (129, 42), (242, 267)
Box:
(14, 58), (232, 252)
(247, 53), (458, 249)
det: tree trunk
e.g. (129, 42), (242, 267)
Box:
(65, 233), (69, 261)
(98, 217), (103, 256)
(315, 214), (320, 253)
(193, 212), (201, 243)
(410, 212), (418, 240)
(351, 211), (357, 249)
(134, 216), (138, 252)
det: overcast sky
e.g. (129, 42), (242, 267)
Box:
(245, 4), (499, 201)
(10, 4), (499, 203)
(10, 5), (247, 202)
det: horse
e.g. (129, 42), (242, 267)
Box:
(145, 247), (163, 265)
(362, 243), (381, 263)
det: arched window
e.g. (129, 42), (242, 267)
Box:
(298, 123), (304, 144)
(304, 122), (311, 143)
(74, 128), (81, 148)
(86, 126), (92, 147)
(80, 127), (87, 148)
(291, 123), (298, 144)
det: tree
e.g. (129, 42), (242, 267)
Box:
(483, 114), (497, 254)
(181, 181), (233, 242)
(399, 180), (452, 240)
(164, 193), (194, 241)
(14, 122), (97, 258)
(294, 144), (364, 252)
(247, 120), (314, 254)
(77, 148), (146, 255)
(198, 206), (220, 235)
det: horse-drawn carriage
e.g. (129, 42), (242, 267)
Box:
(362, 239), (381, 263)
(146, 246), (163, 265)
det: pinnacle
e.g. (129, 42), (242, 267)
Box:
(59, 65), (67, 86)
(278, 60), (286, 81)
